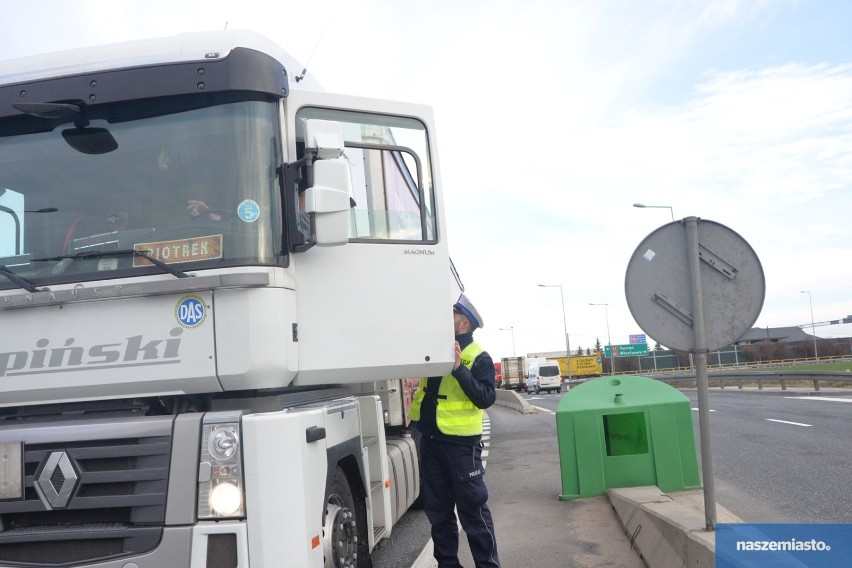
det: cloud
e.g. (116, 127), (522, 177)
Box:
(473, 59), (852, 355)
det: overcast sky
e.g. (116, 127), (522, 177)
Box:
(3, 0), (852, 359)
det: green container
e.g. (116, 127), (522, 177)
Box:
(556, 375), (701, 500)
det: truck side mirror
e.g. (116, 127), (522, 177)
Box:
(303, 120), (352, 247)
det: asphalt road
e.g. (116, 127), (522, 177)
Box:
(373, 398), (642, 568)
(681, 390), (852, 523)
(524, 388), (852, 523)
(372, 388), (852, 566)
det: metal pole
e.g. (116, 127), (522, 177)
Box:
(539, 284), (572, 381)
(566, 333), (572, 384)
(801, 291), (818, 360)
(558, 286), (572, 382)
(590, 303), (612, 374)
(685, 217), (717, 531)
(499, 327), (516, 357)
(604, 305), (612, 375)
(633, 203), (675, 222)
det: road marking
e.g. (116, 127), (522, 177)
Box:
(766, 418), (811, 427)
(691, 408), (716, 412)
(531, 405), (555, 414)
(784, 396), (852, 403)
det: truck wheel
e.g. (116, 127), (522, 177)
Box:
(323, 466), (371, 568)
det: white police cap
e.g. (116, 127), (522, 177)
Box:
(453, 293), (483, 329)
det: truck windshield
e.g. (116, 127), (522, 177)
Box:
(0, 97), (281, 290)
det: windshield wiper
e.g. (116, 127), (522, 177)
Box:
(0, 266), (41, 292)
(33, 249), (191, 279)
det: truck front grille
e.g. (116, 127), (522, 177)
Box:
(0, 418), (173, 566)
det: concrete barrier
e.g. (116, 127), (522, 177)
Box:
(608, 486), (742, 568)
(494, 388), (537, 414)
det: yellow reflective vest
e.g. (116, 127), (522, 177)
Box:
(408, 341), (484, 436)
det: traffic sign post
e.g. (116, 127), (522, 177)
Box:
(624, 217), (765, 531)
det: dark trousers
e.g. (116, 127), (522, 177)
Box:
(420, 435), (500, 568)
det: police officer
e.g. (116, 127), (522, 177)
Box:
(409, 293), (501, 568)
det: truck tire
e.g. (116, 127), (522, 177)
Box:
(323, 465), (372, 568)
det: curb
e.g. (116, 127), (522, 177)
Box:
(608, 486), (742, 568)
(494, 389), (537, 414)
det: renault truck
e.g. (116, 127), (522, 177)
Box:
(0, 31), (457, 568)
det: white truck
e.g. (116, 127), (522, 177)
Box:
(499, 356), (524, 391)
(0, 31), (458, 568)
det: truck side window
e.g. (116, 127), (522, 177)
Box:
(295, 108), (437, 243)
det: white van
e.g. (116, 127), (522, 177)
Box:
(525, 360), (562, 394)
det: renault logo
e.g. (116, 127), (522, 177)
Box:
(35, 452), (79, 509)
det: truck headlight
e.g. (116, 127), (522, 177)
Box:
(209, 481), (243, 516)
(198, 411), (245, 519)
(209, 426), (240, 461)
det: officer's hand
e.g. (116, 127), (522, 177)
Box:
(453, 341), (461, 370)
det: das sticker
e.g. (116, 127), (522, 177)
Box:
(176, 294), (208, 328)
(237, 199), (260, 223)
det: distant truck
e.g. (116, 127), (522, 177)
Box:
(500, 356), (524, 390)
(552, 355), (603, 379)
(494, 361), (503, 388)
(527, 351), (604, 380)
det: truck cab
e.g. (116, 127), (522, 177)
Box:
(0, 31), (454, 567)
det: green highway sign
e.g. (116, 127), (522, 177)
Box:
(604, 343), (649, 357)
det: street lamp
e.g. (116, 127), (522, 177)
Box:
(801, 290), (818, 360)
(498, 326), (516, 357)
(589, 303), (612, 374)
(633, 202), (674, 222)
(538, 284), (572, 381)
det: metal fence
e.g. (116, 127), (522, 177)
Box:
(565, 368), (852, 392)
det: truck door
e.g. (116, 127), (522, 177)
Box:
(284, 90), (455, 385)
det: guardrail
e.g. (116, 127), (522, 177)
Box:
(626, 354), (852, 375)
(565, 371), (852, 392)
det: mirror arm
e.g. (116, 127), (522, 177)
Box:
(280, 162), (315, 253)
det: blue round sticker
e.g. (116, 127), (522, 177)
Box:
(237, 199), (260, 223)
(176, 295), (207, 328)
